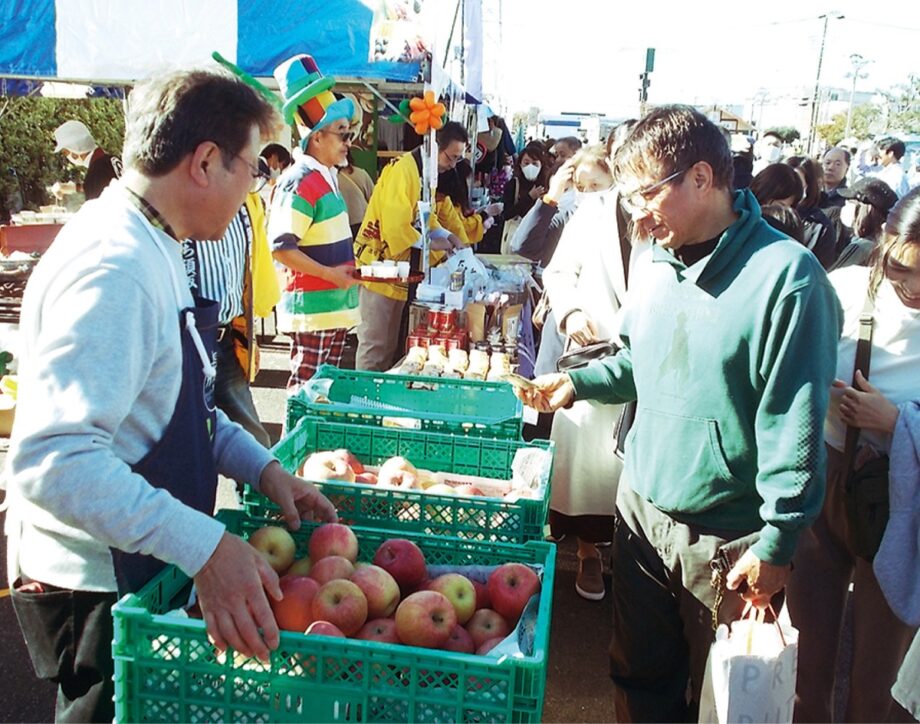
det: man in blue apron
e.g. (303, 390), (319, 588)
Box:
(5, 69), (338, 722)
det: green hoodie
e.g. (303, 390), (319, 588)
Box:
(568, 190), (842, 565)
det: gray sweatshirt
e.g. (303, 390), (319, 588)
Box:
(4, 184), (274, 592)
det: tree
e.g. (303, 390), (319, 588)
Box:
(816, 103), (881, 146)
(0, 96), (125, 221)
(884, 74), (920, 135)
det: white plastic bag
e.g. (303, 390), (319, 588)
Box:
(699, 604), (799, 724)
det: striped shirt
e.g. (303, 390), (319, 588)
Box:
(182, 207), (250, 324)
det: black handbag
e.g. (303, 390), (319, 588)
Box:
(843, 294), (890, 562)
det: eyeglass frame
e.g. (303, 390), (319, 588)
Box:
(231, 152), (269, 192)
(321, 128), (355, 143)
(619, 165), (693, 213)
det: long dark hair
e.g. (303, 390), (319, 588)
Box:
(750, 164), (803, 207)
(785, 156), (822, 210)
(870, 186), (920, 299)
(514, 142), (549, 188)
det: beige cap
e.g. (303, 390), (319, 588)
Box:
(53, 120), (95, 154)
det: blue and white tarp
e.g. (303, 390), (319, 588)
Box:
(0, 0), (423, 83)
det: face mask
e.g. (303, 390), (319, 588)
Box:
(270, 167), (281, 181)
(761, 146), (782, 164)
(66, 151), (91, 168)
(840, 202), (856, 229)
(521, 164), (540, 181)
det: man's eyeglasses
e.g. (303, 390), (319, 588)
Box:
(324, 130), (355, 143)
(619, 166), (691, 214)
(234, 153), (269, 192)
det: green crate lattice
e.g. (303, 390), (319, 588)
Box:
(112, 510), (556, 723)
(286, 365), (524, 440)
(245, 416), (554, 544)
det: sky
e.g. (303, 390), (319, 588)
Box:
(472, 0), (920, 120)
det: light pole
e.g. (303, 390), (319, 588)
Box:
(844, 53), (872, 141)
(807, 11), (844, 155)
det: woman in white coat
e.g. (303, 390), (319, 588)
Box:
(541, 131), (643, 600)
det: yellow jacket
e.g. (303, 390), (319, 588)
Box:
(354, 151), (445, 301)
(435, 195), (485, 245)
(231, 192), (282, 379)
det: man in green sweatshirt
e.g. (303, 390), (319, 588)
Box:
(519, 105), (841, 722)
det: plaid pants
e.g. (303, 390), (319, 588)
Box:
(287, 328), (348, 393)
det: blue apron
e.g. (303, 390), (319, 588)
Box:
(110, 211), (221, 595)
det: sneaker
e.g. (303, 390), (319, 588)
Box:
(575, 556), (605, 600)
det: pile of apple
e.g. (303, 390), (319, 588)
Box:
(248, 522), (540, 654)
(298, 449), (537, 502)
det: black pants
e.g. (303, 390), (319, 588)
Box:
(11, 581), (118, 723)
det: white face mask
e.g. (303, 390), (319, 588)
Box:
(66, 151), (91, 169)
(840, 201), (856, 229)
(760, 145), (782, 164)
(521, 163), (540, 181)
(270, 167), (281, 181)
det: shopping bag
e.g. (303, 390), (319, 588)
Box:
(698, 604), (799, 724)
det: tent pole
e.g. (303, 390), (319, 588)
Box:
(443, 0), (462, 68)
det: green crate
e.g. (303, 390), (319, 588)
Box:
(245, 416), (554, 543)
(286, 365), (524, 440)
(112, 510), (556, 723)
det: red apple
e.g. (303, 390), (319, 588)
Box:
(476, 636), (505, 655)
(311, 579), (368, 637)
(248, 525), (297, 573)
(305, 620), (345, 637)
(466, 609), (511, 649)
(308, 522), (359, 563)
(394, 591), (457, 649)
(472, 580), (491, 610)
(270, 575), (319, 632)
(455, 484), (484, 497)
(373, 538), (427, 594)
(487, 563), (541, 622)
(356, 617), (401, 644)
(377, 456), (420, 488)
(333, 448), (365, 475)
(443, 624), (475, 654)
(355, 472), (379, 485)
(301, 451), (356, 483)
(350, 564), (400, 619)
(309, 555), (355, 585)
(428, 573), (476, 624)
(286, 556), (312, 577)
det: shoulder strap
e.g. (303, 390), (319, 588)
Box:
(843, 292), (876, 470)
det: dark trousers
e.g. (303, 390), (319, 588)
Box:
(11, 582), (118, 723)
(214, 332), (270, 447)
(610, 486), (752, 723)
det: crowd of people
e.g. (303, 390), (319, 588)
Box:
(6, 53), (920, 723)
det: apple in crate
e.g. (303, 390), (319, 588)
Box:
(355, 472), (378, 485)
(332, 448), (365, 475)
(308, 522), (359, 563)
(309, 555), (355, 585)
(466, 608), (511, 650)
(248, 525), (296, 573)
(455, 484), (484, 497)
(377, 456), (419, 488)
(425, 483), (456, 496)
(476, 636), (505, 655)
(350, 564), (400, 619)
(305, 621), (345, 637)
(356, 618), (401, 644)
(472, 580), (491, 610)
(395, 591), (457, 649)
(443, 624), (475, 654)
(301, 451), (356, 483)
(488, 563), (541, 622)
(428, 573), (476, 624)
(311, 579), (368, 637)
(286, 556), (312, 577)
(271, 575), (319, 632)
(373, 538), (427, 594)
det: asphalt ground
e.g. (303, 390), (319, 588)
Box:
(0, 326), (618, 723)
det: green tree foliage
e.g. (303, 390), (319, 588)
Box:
(765, 126), (800, 144)
(0, 96), (125, 221)
(885, 74), (920, 135)
(816, 103), (882, 145)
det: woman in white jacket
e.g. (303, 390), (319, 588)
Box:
(541, 129), (644, 599)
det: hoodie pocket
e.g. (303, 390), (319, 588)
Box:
(628, 407), (739, 512)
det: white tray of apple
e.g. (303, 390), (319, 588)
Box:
(174, 521), (543, 661)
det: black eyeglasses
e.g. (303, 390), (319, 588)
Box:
(324, 130), (355, 143)
(233, 153), (269, 192)
(619, 166), (692, 214)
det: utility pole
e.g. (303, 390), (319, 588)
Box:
(844, 53), (871, 141)
(639, 48), (655, 117)
(807, 11), (844, 155)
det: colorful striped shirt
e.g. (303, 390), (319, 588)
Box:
(268, 155), (360, 333)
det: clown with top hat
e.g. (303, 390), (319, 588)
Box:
(266, 54), (362, 393)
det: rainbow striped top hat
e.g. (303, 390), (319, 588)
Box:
(273, 54), (355, 136)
